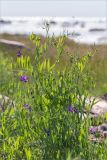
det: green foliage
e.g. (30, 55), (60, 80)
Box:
(0, 30), (107, 159)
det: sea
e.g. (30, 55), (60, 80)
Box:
(0, 17), (107, 45)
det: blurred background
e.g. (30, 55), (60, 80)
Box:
(0, 0), (107, 44)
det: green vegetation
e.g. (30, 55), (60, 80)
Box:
(0, 33), (107, 95)
(0, 31), (107, 159)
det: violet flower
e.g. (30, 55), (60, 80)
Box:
(89, 126), (98, 133)
(68, 106), (74, 112)
(23, 104), (31, 112)
(17, 51), (22, 57)
(20, 75), (28, 82)
(68, 106), (78, 113)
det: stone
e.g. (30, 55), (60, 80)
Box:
(49, 20), (57, 26)
(80, 22), (85, 28)
(102, 93), (107, 101)
(61, 21), (71, 27)
(103, 131), (107, 138)
(0, 20), (11, 25)
(77, 95), (107, 118)
(0, 94), (15, 112)
(82, 95), (107, 142)
(91, 99), (107, 116)
(89, 28), (105, 32)
(100, 123), (107, 131)
(72, 21), (79, 26)
(0, 39), (25, 48)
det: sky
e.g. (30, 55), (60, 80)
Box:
(0, 0), (106, 17)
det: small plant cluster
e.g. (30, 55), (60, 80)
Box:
(0, 29), (107, 159)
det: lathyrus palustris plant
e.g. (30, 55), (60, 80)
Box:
(0, 25), (100, 160)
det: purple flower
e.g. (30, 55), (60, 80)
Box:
(20, 75), (28, 82)
(68, 106), (78, 113)
(68, 106), (74, 112)
(17, 51), (22, 57)
(89, 126), (98, 133)
(23, 104), (31, 112)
